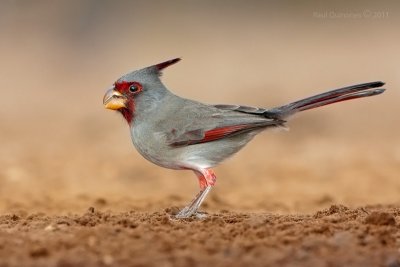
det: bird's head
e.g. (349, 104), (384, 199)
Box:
(103, 58), (181, 124)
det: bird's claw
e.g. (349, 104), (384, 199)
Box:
(174, 185), (212, 219)
(175, 207), (208, 219)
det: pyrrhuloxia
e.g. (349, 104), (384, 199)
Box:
(103, 58), (385, 218)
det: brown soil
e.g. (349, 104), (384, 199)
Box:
(1, 205), (400, 267)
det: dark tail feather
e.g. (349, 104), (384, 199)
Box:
(264, 81), (385, 119)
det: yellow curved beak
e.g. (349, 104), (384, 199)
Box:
(103, 89), (127, 110)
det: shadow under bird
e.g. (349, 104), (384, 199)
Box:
(103, 58), (385, 218)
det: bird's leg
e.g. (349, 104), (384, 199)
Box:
(175, 169), (216, 219)
(196, 169), (217, 190)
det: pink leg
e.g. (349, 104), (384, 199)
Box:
(175, 168), (217, 219)
(195, 169), (217, 190)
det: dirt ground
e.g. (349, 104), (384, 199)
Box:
(1, 205), (400, 267)
(1, 1), (400, 266)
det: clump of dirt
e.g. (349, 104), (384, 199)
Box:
(365, 211), (396, 226)
(1, 205), (400, 267)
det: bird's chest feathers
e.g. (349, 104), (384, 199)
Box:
(130, 123), (168, 161)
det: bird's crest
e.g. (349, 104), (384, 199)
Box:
(153, 58), (181, 72)
(118, 58), (181, 82)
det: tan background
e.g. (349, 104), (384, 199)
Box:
(0, 1), (399, 214)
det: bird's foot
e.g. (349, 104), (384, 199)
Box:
(174, 185), (212, 219)
(175, 207), (208, 219)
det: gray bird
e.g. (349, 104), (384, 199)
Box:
(103, 58), (385, 218)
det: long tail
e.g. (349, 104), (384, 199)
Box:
(264, 81), (385, 119)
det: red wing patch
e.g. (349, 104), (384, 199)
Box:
(170, 124), (254, 147)
(201, 125), (250, 143)
(169, 122), (283, 147)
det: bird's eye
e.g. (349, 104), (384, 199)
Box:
(129, 84), (139, 93)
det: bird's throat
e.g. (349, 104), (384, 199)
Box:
(118, 101), (135, 125)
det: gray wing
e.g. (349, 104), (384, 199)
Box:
(161, 100), (284, 147)
(212, 104), (268, 114)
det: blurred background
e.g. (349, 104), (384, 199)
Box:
(0, 0), (399, 214)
